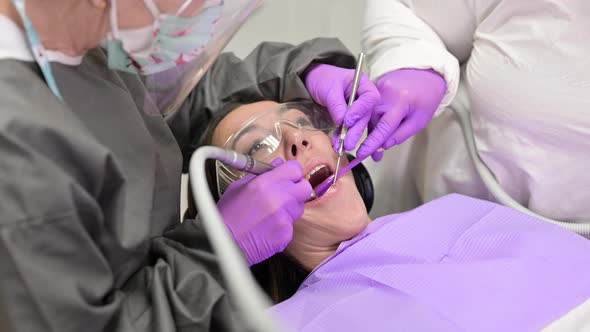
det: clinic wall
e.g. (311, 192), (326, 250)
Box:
(180, 0), (363, 216)
(224, 0), (362, 57)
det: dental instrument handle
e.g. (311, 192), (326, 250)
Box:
(345, 53), (366, 114)
(223, 150), (275, 175)
(333, 53), (365, 185)
(338, 52), (366, 144)
(340, 157), (363, 176)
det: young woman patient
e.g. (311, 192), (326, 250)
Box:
(194, 100), (590, 332)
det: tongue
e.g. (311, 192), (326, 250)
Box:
(308, 167), (331, 188)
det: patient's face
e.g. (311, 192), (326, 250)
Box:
(212, 101), (369, 253)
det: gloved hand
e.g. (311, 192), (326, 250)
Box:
(217, 158), (313, 266)
(305, 64), (380, 152)
(357, 69), (447, 161)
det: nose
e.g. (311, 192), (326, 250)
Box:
(283, 128), (311, 160)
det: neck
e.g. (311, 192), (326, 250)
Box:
(0, 0), (22, 27)
(0, 0), (109, 57)
(286, 235), (340, 272)
(286, 212), (371, 271)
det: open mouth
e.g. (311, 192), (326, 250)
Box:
(305, 164), (333, 189)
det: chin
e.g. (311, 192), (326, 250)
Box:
(301, 174), (370, 241)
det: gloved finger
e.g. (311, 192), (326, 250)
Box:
(366, 109), (389, 156)
(280, 192), (306, 225)
(291, 177), (314, 203)
(356, 102), (408, 159)
(366, 118), (386, 161)
(331, 126), (342, 153)
(384, 110), (431, 146)
(231, 157), (284, 188)
(324, 86), (349, 125)
(270, 157), (285, 167)
(266, 159), (304, 182)
(267, 215), (294, 251)
(231, 172), (256, 187)
(343, 111), (371, 151)
(381, 134), (398, 151)
(371, 149), (384, 162)
(343, 73), (380, 127)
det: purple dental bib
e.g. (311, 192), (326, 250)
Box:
(271, 194), (590, 331)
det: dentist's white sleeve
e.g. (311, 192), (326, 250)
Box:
(362, 0), (462, 116)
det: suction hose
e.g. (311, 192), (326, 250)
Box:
(189, 146), (287, 332)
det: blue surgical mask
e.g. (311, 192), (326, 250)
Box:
(106, 0), (223, 75)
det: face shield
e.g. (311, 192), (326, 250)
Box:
(215, 101), (336, 196)
(107, 0), (261, 115)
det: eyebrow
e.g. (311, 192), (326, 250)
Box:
(229, 124), (261, 149)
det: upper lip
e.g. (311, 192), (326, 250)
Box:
(302, 157), (334, 180)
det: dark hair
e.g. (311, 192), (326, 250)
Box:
(185, 101), (310, 303)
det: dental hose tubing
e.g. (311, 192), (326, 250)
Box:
(453, 106), (590, 239)
(189, 146), (288, 332)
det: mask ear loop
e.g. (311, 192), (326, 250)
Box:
(141, 0), (161, 43)
(176, 0), (221, 16)
(142, 0), (161, 17)
(176, 0), (194, 16)
(110, 0), (160, 52)
(11, 0), (63, 100)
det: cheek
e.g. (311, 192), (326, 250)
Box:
(311, 133), (335, 154)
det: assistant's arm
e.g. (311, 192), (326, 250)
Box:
(0, 119), (242, 332)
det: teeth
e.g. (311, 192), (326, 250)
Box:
(306, 164), (329, 180)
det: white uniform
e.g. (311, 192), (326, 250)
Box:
(362, 0), (590, 224)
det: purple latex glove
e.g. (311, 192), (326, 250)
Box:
(305, 64), (380, 152)
(217, 158), (313, 266)
(357, 69), (447, 161)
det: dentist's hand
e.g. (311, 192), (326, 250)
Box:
(305, 64), (380, 152)
(357, 69), (447, 161)
(217, 158), (313, 266)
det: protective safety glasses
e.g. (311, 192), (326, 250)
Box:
(215, 101), (335, 196)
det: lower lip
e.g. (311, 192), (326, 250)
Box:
(306, 181), (339, 206)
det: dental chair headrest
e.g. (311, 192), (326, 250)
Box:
(347, 154), (374, 214)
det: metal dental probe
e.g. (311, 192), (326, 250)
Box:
(327, 52), (365, 194)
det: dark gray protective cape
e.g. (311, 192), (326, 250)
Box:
(0, 38), (355, 332)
